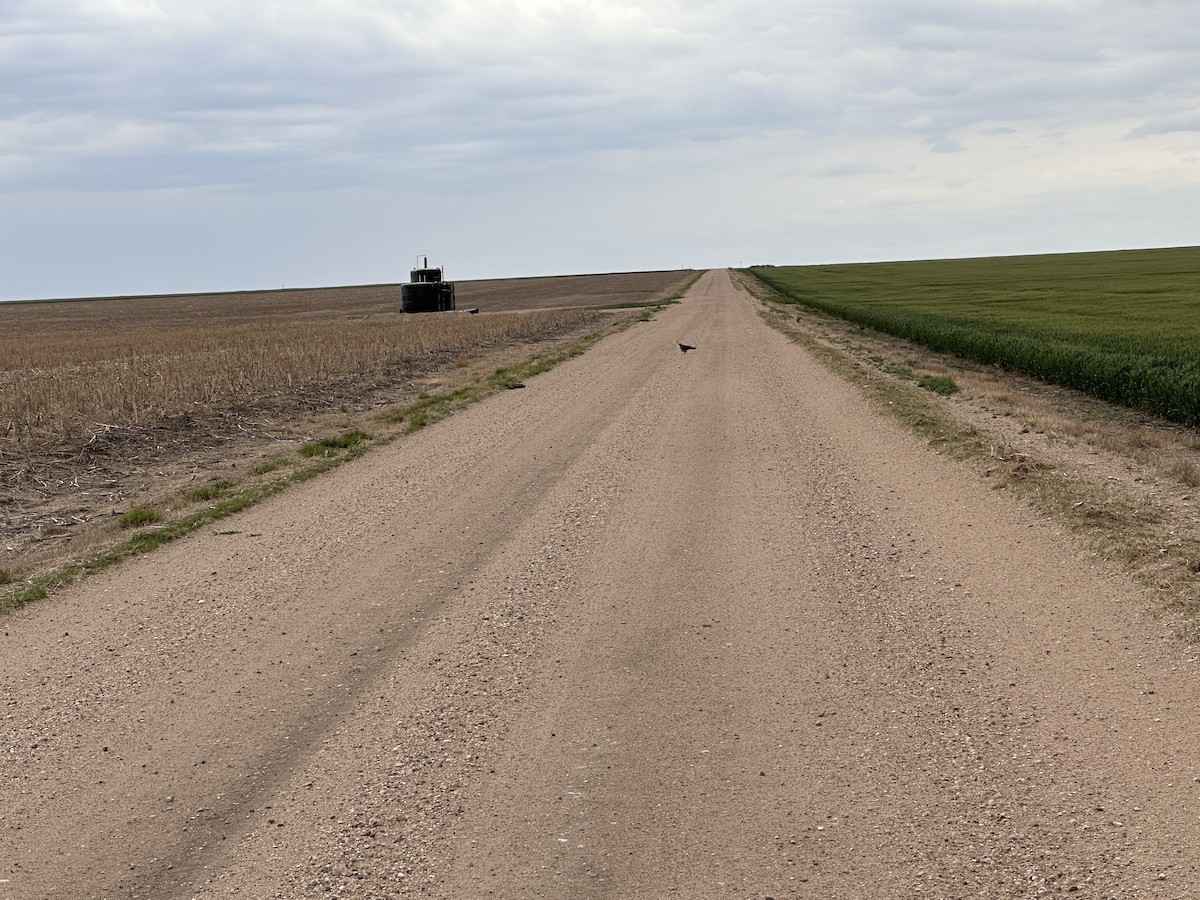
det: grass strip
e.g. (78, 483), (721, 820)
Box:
(118, 506), (162, 528)
(376, 325), (623, 432)
(183, 480), (235, 502)
(299, 430), (369, 457)
(0, 454), (349, 613)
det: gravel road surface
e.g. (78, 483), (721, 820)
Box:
(5, 270), (1200, 898)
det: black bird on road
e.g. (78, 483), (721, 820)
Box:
(678, 342), (696, 353)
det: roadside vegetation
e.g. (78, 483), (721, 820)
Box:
(118, 507), (162, 529)
(748, 247), (1200, 426)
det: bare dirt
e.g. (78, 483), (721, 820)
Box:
(5, 270), (1200, 898)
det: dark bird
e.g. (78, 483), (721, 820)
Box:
(678, 342), (696, 353)
(468, 307), (480, 314)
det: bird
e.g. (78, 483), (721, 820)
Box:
(467, 307), (480, 314)
(678, 342), (696, 353)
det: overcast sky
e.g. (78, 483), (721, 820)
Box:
(2, 0), (1198, 300)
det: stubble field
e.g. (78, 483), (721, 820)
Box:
(0, 270), (694, 593)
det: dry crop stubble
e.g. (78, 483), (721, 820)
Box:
(0, 269), (696, 453)
(1, 269), (697, 602)
(1, 310), (599, 452)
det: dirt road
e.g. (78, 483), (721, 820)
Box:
(4, 270), (1200, 898)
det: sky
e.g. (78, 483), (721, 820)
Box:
(2, 0), (1199, 300)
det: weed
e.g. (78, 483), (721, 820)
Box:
(0, 569), (13, 585)
(185, 480), (234, 502)
(119, 507), (161, 528)
(299, 430), (369, 457)
(379, 386), (480, 433)
(1170, 458), (1200, 488)
(918, 375), (961, 396)
(250, 459), (288, 476)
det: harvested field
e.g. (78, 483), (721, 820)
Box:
(0, 269), (693, 334)
(0, 269), (694, 584)
(453, 270), (695, 311)
(1, 311), (601, 452)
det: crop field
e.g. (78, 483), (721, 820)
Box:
(749, 247), (1200, 427)
(1, 311), (600, 451)
(0, 270), (693, 453)
(0, 269), (693, 573)
(1, 269), (692, 334)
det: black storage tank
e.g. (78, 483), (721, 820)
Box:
(401, 257), (455, 313)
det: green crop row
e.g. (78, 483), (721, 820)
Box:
(749, 247), (1200, 426)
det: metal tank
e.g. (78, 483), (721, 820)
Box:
(401, 256), (456, 313)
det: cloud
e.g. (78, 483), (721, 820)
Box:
(1128, 108), (1200, 138)
(814, 160), (889, 178)
(7, 0), (1200, 191)
(3, 0), (1200, 297)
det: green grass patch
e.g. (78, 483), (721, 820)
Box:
(749, 247), (1200, 426)
(299, 429), (369, 457)
(119, 507), (162, 528)
(866, 357), (958, 395)
(250, 458), (289, 475)
(184, 479), (235, 502)
(882, 363), (917, 380)
(0, 569), (14, 586)
(378, 386), (483, 432)
(917, 375), (961, 396)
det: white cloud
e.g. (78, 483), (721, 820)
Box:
(2, 0), (1200, 297)
(1128, 109), (1200, 138)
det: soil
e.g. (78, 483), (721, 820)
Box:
(4, 270), (1200, 898)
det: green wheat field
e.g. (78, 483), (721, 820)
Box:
(748, 247), (1200, 427)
